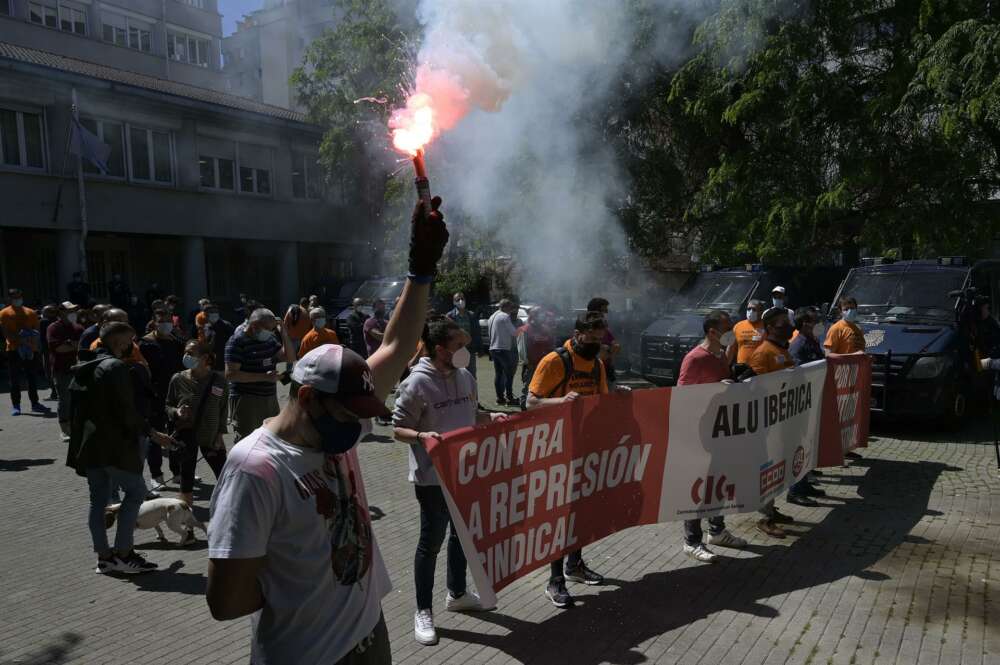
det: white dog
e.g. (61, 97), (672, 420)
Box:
(105, 498), (207, 546)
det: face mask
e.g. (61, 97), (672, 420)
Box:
(182, 354), (199, 369)
(843, 309), (857, 323)
(455, 300), (466, 310)
(12, 299), (23, 307)
(773, 298), (784, 308)
(255, 329), (272, 342)
(747, 310), (760, 323)
(449, 346), (471, 370)
(313, 318), (327, 330)
(720, 330), (736, 347)
(309, 402), (371, 455)
(208, 313), (220, 323)
(157, 322), (174, 335)
(573, 339), (601, 360)
(67, 313), (78, 324)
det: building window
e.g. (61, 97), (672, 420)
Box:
(167, 31), (211, 67)
(240, 166), (270, 195)
(199, 155), (234, 190)
(291, 152), (322, 199)
(30, 1), (86, 35)
(79, 118), (125, 178)
(102, 12), (152, 52)
(1, 1), (11, 16)
(177, 0), (206, 8)
(127, 126), (172, 184)
(0, 108), (45, 170)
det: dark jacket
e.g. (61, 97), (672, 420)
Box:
(347, 310), (370, 358)
(66, 350), (149, 476)
(448, 307), (482, 352)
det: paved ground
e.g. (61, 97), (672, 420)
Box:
(1, 357), (999, 665)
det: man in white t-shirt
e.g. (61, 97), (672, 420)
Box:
(487, 299), (518, 405)
(207, 199), (449, 665)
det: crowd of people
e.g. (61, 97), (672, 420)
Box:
(0, 194), (890, 665)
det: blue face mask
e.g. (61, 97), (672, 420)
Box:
(309, 402), (365, 455)
(255, 329), (272, 342)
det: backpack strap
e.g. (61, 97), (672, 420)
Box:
(547, 347), (576, 398)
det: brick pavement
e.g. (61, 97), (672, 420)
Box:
(0, 358), (998, 664)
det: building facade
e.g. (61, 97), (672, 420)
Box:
(0, 1), (371, 315)
(222, 0), (340, 112)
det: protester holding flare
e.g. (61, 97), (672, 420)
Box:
(206, 197), (449, 665)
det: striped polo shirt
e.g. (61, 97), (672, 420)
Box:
(224, 323), (282, 397)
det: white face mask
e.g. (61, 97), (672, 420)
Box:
(772, 297), (784, 308)
(813, 323), (827, 339)
(208, 313), (220, 323)
(313, 318), (326, 330)
(157, 322), (174, 335)
(746, 310), (761, 323)
(67, 313), (78, 324)
(720, 330), (736, 347)
(455, 300), (466, 310)
(449, 346), (471, 370)
(843, 309), (858, 323)
(182, 354), (199, 369)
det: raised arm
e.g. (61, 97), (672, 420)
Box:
(368, 199), (448, 400)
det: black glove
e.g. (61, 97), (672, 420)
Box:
(408, 196), (449, 279)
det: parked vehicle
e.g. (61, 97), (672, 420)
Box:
(828, 257), (996, 422)
(333, 277), (406, 341)
(640, 265), (847, 385)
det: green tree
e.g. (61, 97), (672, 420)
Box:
(620, 0), (1000, 265)
(292, 0), (415, 267)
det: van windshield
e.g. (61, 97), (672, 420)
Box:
(840, 270), (964, 321)
(668, 274), (757, 313)
(353, 280), (405, 304)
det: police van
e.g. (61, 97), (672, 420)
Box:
(639, 265), (845, 385)
(828, 257), (997, 422)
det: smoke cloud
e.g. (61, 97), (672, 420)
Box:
(403, 0), (713, 307)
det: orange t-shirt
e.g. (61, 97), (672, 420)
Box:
(733, 319), (765, 364)
(529, 340), (608, 398)
(824, 320), (866, 354)
(298, 327), (340, 359)
(90, 338), (147, 366)
(0, 305), (39, 352)
(284, 307), (312, 342)
(748, 339), (794, 375)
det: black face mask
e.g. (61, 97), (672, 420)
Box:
(573, 339), (601, 360)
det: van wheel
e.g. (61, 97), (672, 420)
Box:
(941, 391), (967, 431)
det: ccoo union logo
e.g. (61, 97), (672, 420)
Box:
(691, 475), (736, 506)
(759, 460), (786, 498)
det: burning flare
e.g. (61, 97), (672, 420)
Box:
(390, 93), (436, 156)
(389, 65), (472, 156)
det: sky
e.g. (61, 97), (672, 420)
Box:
(218, 0), (262, 36)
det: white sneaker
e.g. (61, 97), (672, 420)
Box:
(445, 591), (494, 612)
(414, 609), (438, 646)
(707, 529), (748, 549)
(683, 543), (718, 563)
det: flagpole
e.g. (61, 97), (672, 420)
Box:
(71, 88), (88, 281)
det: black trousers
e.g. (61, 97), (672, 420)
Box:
(6, 350), (39, 408)
(549, 549), (584, 585)
(171, 433), (227, 493)
(414, 484), (467, 610)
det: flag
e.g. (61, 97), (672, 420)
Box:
(69, 116), (111, 174)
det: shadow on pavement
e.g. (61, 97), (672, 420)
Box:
(124, 560), (206, 595)
(0, 632), (82, 664)
(437, 457), (958, 665)
(0, 457), (55, 472)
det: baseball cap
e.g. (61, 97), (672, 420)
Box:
(771, 286), (786, 295)
(291, 344), (390, 418)
(59, 301), (80, 312)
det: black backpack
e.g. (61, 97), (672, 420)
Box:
(546, 347), (603, 398)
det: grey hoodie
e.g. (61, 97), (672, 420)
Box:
(393, 357), (477, 485)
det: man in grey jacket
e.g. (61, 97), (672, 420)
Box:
(393, 317), (505, 647)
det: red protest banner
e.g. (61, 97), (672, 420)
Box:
(817, 353), (873, 467)
(425, 388), (671, 595)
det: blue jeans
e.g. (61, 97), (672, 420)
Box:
(86, 466), (147, 555)
(491, 349), (517, 400)
(414, 485), (466, 610)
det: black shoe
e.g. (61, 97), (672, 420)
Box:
(787, 493), (818, 507)
(496, 397), (507, 406)
(810, 469), (824, 477)
(845, 451), (862, 460)
(771, 508), (794, 523)
(545, 582), (573, 608)
(114, 550), (158, 574)
(801, 483), (827, 497)
(565, 563), (604, 585)
(505, 395), (516, 405)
